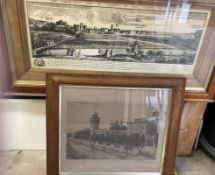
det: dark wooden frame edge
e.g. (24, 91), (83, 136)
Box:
(46, 73), (186, 175)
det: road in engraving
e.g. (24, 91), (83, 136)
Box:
(68, 139), (127, 159)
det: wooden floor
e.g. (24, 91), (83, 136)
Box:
(0, 149), (214, 175)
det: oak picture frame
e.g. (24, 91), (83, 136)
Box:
(1, 0), (215, 100)
(46, 73), (185, 175)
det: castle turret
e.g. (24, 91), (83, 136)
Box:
(80, 23), (84, 33)
(90, 112), (100, 130)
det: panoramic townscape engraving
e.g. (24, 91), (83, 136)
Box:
(26, 1), (208, 68)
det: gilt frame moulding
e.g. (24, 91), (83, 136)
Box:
(46, 73), (186, 175)
(1, 0), (215, 100)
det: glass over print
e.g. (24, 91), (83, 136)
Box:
(26, 0), (209, 77)
(59, 86), (172, 173)
(1, 0), (214, 98)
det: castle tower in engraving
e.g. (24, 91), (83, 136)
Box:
(90, 112), (100, 130)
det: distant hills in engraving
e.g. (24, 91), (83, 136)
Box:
(29, 16), (203, 66)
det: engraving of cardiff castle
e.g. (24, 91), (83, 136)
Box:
(66, 110), (160, 160)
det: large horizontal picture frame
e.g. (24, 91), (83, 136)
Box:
(46, 73), (186, 175)
(1, 0), (215, 100)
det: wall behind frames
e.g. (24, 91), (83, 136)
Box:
(0, 99), (46, 150)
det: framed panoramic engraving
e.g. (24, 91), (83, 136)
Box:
(46, 73), (185, 175)
(1, 0), (215, 100)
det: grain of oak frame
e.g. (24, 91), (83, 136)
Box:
(1, 0), (215, 100)
(46, 73), (186, 175)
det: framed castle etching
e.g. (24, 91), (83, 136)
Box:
(1, 0), (215, 100)
(46, 73), (185, 175)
